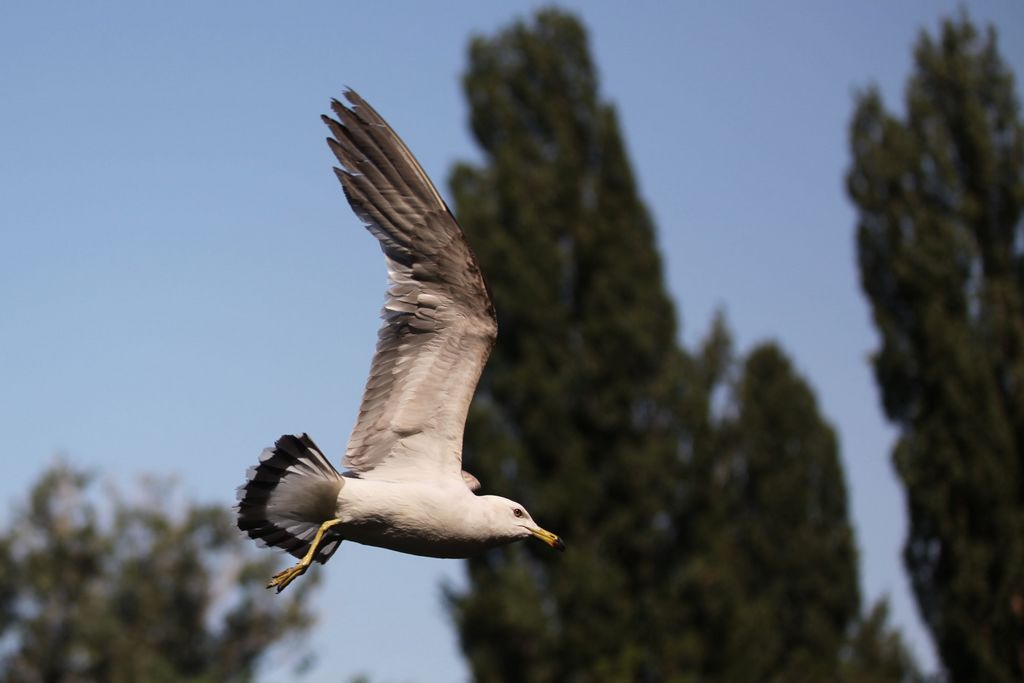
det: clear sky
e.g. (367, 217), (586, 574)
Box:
(2, 3), (1022, 681)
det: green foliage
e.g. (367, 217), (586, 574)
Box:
(447, 11), (690, 680)
(842, 600), (924, 683)
(848, 13), (1024, 682)
(706, 343), (861, 682)
(0, 463), (316, 683)
(448, 9), (915, 682)
(679, 338), (919, 683)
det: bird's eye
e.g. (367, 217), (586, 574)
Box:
(513, 508), (524, 518)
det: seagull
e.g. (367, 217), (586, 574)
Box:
(236, 89), (564, 592)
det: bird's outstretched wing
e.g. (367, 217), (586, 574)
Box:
(323, 90), (497, 485)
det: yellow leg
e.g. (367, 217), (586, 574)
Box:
(267, 518), (343, 593)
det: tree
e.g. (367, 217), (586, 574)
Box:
(682, 336), (917, 683)
(848, 13), (1024, 682)
(446, 9), (695, 681)
(447, 9), (913, 682)
(0, 463), (317, 683)
(842, 601), (922, 683)
(709, 343), (861, 682)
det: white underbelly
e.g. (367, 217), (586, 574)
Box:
(334, 477), (505, 559)
(339, 520), (503, 558)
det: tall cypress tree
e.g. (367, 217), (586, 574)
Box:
(677, 328), (917, 683)
(712, 343), (860, 682)
(445, 10), (693, 681)
(447, 9), (915, 682)
(848, 14), (1024, 682)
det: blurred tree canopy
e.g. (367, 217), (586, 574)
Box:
(448, 8), (917, 682)
(0, 463), (316, 683)
(849, 13), (1024, 682)
(687, 340), (860, 682)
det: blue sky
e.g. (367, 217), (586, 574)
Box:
(2, 3), (1022, 681)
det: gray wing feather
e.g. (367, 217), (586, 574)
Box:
(324, 90), (497, 483)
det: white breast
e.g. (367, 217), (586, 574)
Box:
(335, 477), (506, 558)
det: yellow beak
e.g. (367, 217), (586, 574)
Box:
(530, 526), (566, 552)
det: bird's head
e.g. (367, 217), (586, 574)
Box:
(480, 495), (565, 551)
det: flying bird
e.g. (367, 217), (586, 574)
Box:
(236, 89), (564, 592)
